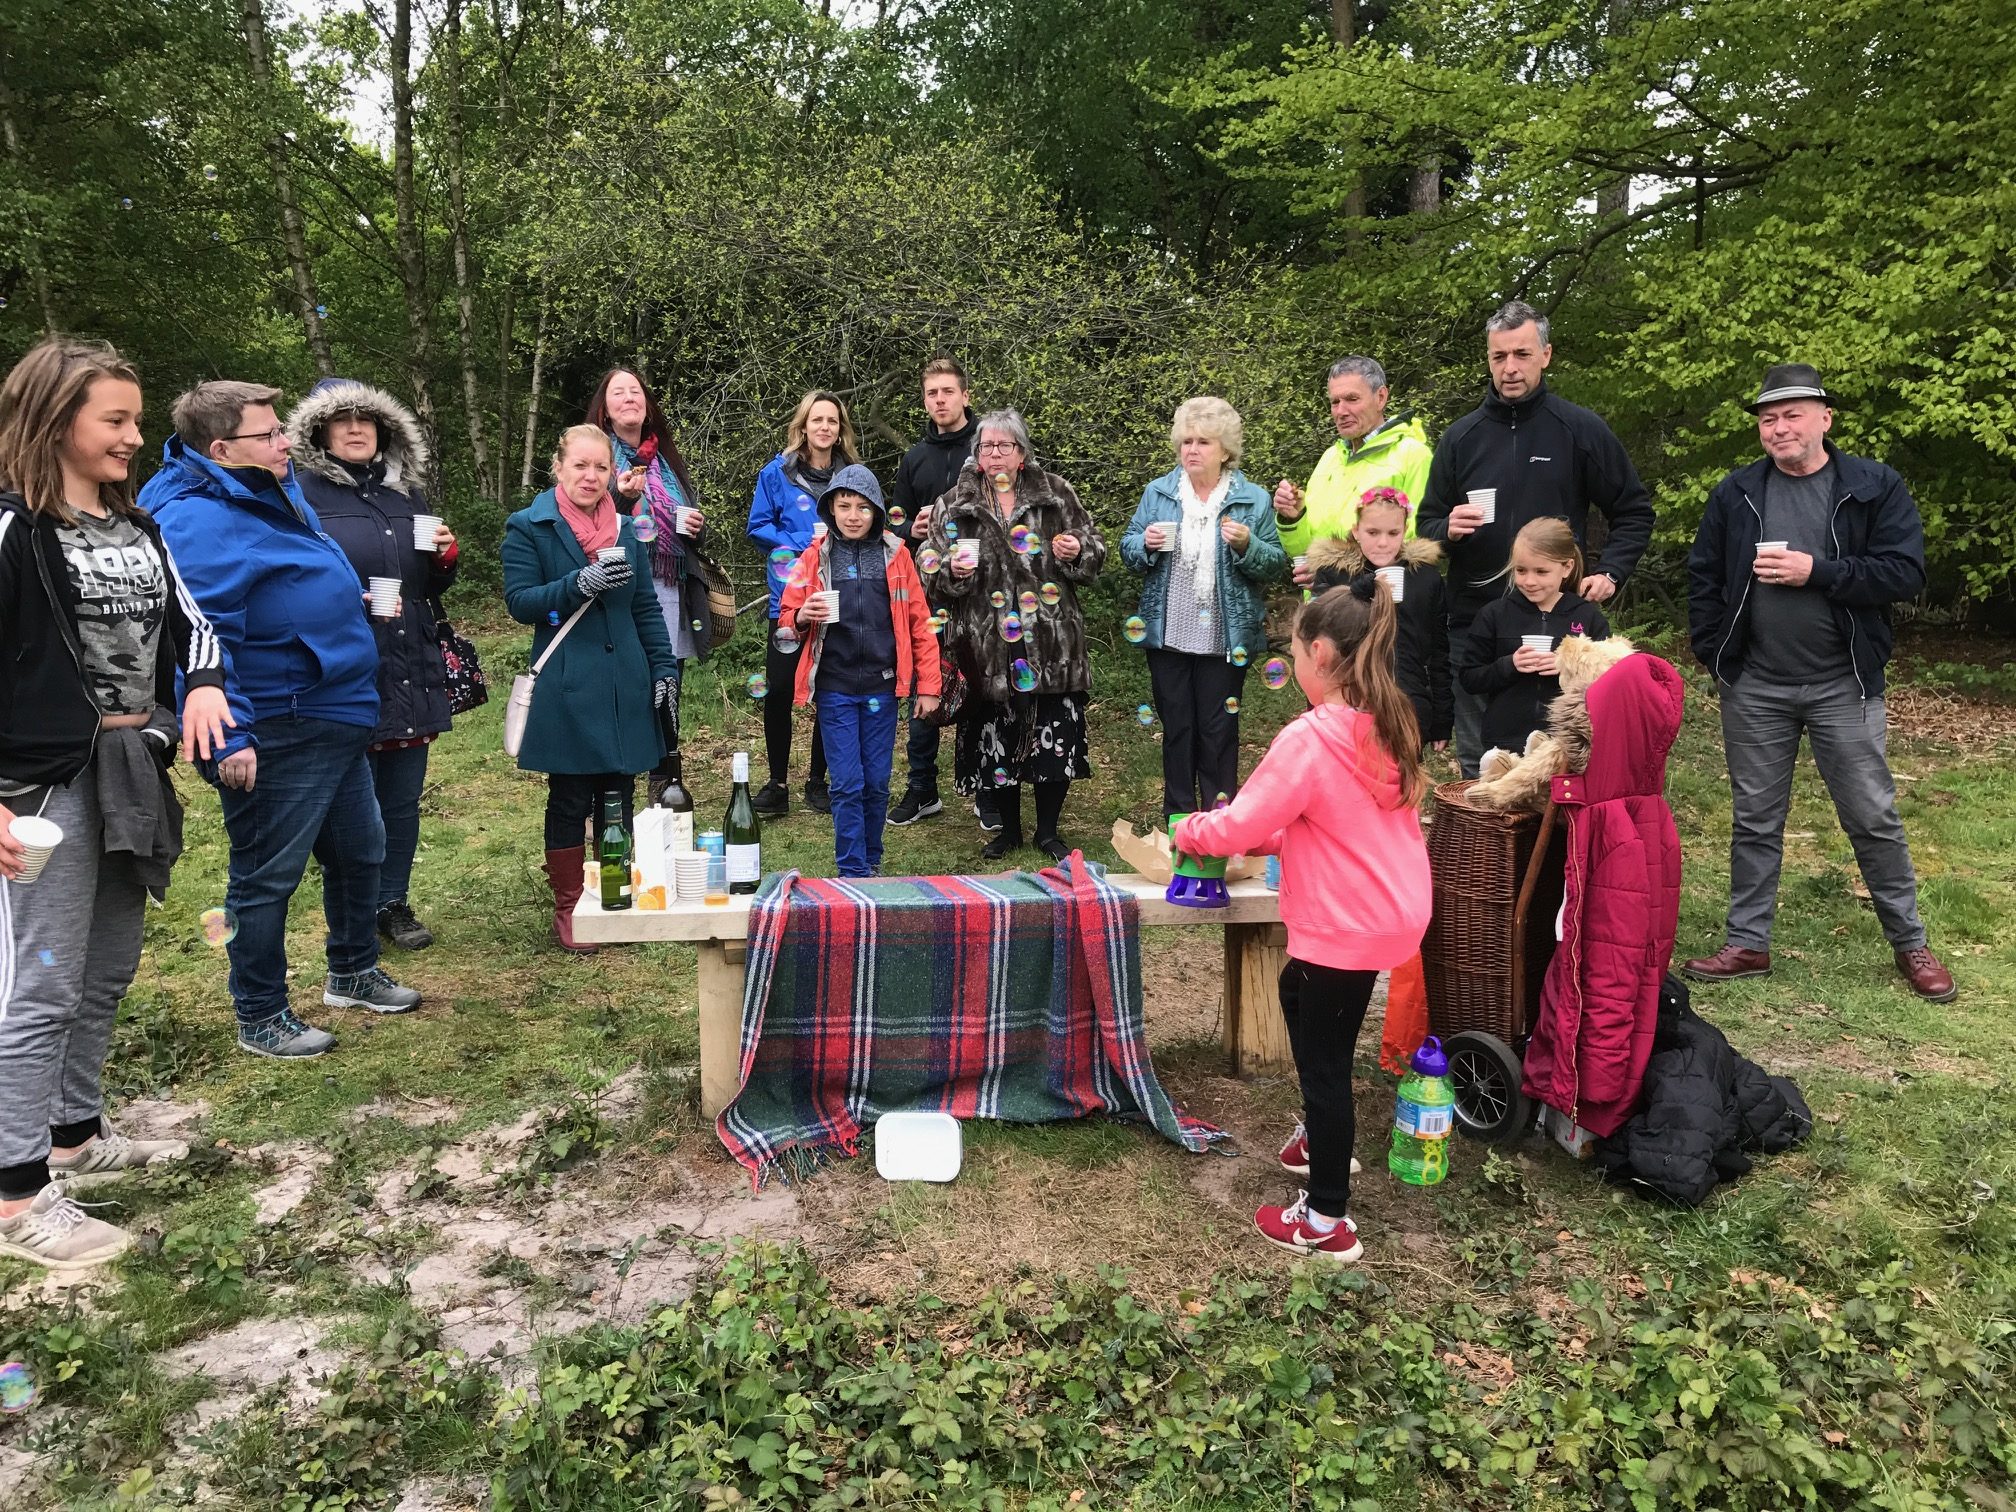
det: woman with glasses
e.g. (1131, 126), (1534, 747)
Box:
(921, 409), (1106, 861)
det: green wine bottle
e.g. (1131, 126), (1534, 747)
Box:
(597, 789), (633, 911)
(724, 751), (762, 895)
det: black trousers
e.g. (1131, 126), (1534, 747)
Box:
(1278, 958), (1376, 1218)
(545, 772), (633, 850)
(763, 620), (827, 789)
(902, 710), (942, 798)
(1146, 648), (1247, 817)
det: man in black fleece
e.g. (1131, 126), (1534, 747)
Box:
(888, 355), (979, 827)
(1417, 301), (1655, 776)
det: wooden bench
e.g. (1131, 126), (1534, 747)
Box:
(573, 873), (1291, 1116)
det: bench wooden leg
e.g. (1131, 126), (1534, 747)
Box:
(1223, 922), (1292, 1076)
(696, 940), (747, 1120)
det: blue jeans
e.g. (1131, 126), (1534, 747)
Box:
(816, 690), (899, 876)
(367, 743), (431, 908)
(215, 717), (384, 1025)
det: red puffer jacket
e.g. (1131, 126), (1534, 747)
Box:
(1521, 653), (1684, 1137)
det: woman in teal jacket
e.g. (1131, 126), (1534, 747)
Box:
(502, 425), (676, 951)
(1119, 397), (1287, 817)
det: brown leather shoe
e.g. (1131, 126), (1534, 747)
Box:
(1895, 947), (1956, 1002)
(1681, 944), (1772, 981)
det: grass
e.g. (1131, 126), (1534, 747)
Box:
(2, 602), (2013, 1510)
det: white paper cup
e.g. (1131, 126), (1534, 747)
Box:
(412, 514), (443, 552)
(675, 508), (702, 537)
(1293, 555), (1308, 574)
(597, 545), (628, 565)
(1376, 565), (1405, 602)
(1522, 634), (1554, 654)
(1467, 488), (1497, 524)
(8, 815), (62, 885)
(1756, 540), (1788, 554)
(953, 540), (980, 571)
(367, 576), (400, 619)
(815, 589), (841, 622)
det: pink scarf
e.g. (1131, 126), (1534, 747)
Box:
(555, 485), (618, 558)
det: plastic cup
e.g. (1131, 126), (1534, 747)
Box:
(1467, 488), (1497, 524)
(1376, 565), (1404, 602)
(1522, 634), (1554, 654)
(367, 577), (399, 619)
(412, 514), (443, 552)
(8, 815), (62, 885)
(703, 853), (729, 905)
(1756, 540), (1788, 554)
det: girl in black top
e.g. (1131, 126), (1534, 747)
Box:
(1460, 516), (1610, 757)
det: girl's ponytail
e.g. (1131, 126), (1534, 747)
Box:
(1295, 581), (1428, 810)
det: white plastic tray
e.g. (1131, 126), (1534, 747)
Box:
(873, 1110), (962, 1182)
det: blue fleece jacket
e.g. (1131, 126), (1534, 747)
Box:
(139, 436), (380, 758)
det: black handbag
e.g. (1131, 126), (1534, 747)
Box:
(432, 599), (489, 715)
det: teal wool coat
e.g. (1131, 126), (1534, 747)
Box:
(502, 489), (677, 775)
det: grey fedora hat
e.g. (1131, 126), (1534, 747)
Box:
(1747, 362), (1843, 411)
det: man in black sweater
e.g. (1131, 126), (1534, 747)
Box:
(1417, 301), (1656, 775)
(888, 355), (978, 826)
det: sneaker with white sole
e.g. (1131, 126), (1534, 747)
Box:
(973, 797), (1003, 834)
(238, 1008), (337, 1059)
(1278, 1122), (1360, 1178)
(47, 1126), (189, 1188)
(324, 967), (422, 1015)
(888, 791), (943, 826)
(1254, 1190), (1364, 1262)
(0, 1184), (131, 1271)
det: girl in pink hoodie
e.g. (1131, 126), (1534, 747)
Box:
(1176, 578), (1431, 1262)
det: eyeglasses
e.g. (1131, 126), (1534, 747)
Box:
(223, 428), (288, 446)
(976, 441), (1021, 454)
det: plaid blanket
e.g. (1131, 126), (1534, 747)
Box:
(717, 853), (1225, 1186)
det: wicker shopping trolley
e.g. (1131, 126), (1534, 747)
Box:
(1419, 781), (1568, 1143)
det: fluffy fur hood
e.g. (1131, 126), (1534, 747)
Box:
(1305, 534), (1442, 577)
(286, 379), (430, 491)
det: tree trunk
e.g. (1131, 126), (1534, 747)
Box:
(519, 287), (550, 491)
(441, 0), (493, 502)
(0, 72), (57, 334)
(1410, 153), (1441, 216)
(494, 283), (515, 508)
(388, 0), (441, 499)
(240, 0), (334, 374)
(1598, 0), (1633, 220)
(1330, 0), (1366, 224)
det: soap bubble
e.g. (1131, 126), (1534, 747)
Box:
(0, 1362), (35, 1414)
(547, 610), (560, 625)
(1018, 590), (1038, 616)
(1039, 581), (1061, 607)
(0, 296), (8, 310)
(691, 618), (704, 632)
(38, 949), (55, 966)
(199, 907), (238, 947)
(315, 303), (328, 318)
(999, 613), (1024, 643)
(1223, 697), (1241, 715)
(991, 766), (1009, 784)
(917, 547), (941, 574)
(1197, 607), (1212, 629)
(202, 163), (218, 182)
(631, 513), (658, 544)
(989, 589), (1007, 609)
(120, 197), (134, 210)
(1214, 791), (1230, 809)
(928, 610), (948, 634)
(1136, 704), (1155, 726)
(1123, 615), (1148, 644)
(868, 697), (881, 713)
(1008, 524), (1031, 554)
(746, 673), (768, 699)
(1230, 644), (1249, 667)
(796, 495), (814, 512)
(887, 505), (906, 528)
(1011, 659), (1037, 693)
(769, 546), (797, 578)
(1262, 658), (1290, 690)
(1023, 533), (1044, 557)
(991, 471), (1013, 489)
(773, 624), (799, 654)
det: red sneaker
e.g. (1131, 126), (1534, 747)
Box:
(1278, 1123), (1359, 1178)
(1254, 1191), (1364, 1262)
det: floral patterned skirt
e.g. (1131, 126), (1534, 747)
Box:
(955, 693), (1091, 792)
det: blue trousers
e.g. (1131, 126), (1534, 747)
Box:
(215, 716), (384, 1025)
(816, 690), (899, 877)
(367, 742), (431, 908)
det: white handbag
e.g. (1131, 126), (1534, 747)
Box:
(504, 600), (593, 757)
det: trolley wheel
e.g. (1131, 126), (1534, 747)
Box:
(1446, 1031), (1533, 1144)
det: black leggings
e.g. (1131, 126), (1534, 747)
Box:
(764, 621), (827, 789)
(992, 780), (1069, 844)
(544, 772), (634, 851)
(1277, 958), (1376, 1218)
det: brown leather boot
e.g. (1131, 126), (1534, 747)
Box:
(1681, 944), (1771, 981)
(543, 847), (596, 954)
(1895, 947), (1956, 1002)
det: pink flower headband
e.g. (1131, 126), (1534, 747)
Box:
(1358, 486), (1414, 514)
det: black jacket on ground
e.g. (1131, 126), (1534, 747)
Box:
(0, 492), (224, 790)
(286, 381), (460, 745)
(1685, 439), (1924, 697)
(1417, 380), (1655, 627)
(1308, 537), (1452, 744)
(890, 409), (977, 543)
(1595, 976), (1812, 1207)
(1459, 590), (1610, 753)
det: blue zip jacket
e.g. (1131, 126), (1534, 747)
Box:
(1686, 440), (1925, 697)
(746, 453), (826, 618)
(1118, 468), (1287, 659)
(139, 436), (380, 758)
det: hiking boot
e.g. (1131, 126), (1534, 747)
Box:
(888, 790), (942, 826)
(47, 1124), (189, 1188)
(1254, 1191), (1364, 1263)
(1895, 946), (1957, 1002)
(1277, 1123), (1359, 1178)
(0, 1185), (131, 1272)
(752, 781), (790, 819)
(973, 797), (1003, 834)
(981, 831), (1022, 862)
(377, 899), (435, 950)
(325, 967), (422, 1015)
(237, 1009), (337, 1059)
(1681, 944), (1772, 982)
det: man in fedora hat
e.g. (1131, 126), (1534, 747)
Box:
(1682, 363), (1955, 1001)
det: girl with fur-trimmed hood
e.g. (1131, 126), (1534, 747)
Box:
(1309, 488), (1451, 749)
(286, 377), (460, 952)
